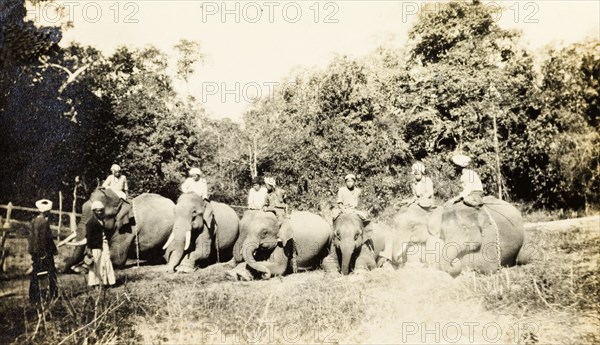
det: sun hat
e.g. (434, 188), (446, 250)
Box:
(411, 162), (425, 175)
(35, 199), (53, 212)
(91, 201), (105, 210)
(189, 167), (202, 176)
(451, 154), (471, 168)
(344, 174), (356, 181)
(264, 177), (276, 187)
(110, 164), (120, 172)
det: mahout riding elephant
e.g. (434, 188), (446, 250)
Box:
(164, 193), (240, 273)
(322, 213), (390, 275)
(58, 188), (175, 270)
(389, 203), (444, 268)
(226, 210), (331, 280)
(437, 196), (533, 277)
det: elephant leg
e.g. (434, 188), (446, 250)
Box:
(405, 242), (426, 268)
(109, 231), (134, 268)
(225, 262), (254, 281)
(423, 236), (443, 269)
(516, 241), (541, 265)
(177, 233), (211, 273)
(246, 246), (288, 279)
(321, 242), (340, 274)
(222, 257), (237, 269)
(354, 244), (376, 271)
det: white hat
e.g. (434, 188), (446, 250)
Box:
(451, 154), (471, 168)
(35, 199), (53, 212)
(264, 177), (276, 187)
(411, 162), (425, 175)
(189, 167), (201, 176)
(91, 201), (105, 210)
(345, 174), (356, 181)
(111, 164), (121, 172)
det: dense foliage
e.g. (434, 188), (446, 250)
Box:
(0, 0), (598, 213)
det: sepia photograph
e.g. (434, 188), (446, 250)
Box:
(0, 0), (598, 344)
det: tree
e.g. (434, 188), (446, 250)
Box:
(173, 39), (204, 103)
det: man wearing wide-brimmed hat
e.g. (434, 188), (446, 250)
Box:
(449, 153), (484, 207)
(28, 199), (58, 303)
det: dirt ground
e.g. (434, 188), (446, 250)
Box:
(0, 216), (598, 344)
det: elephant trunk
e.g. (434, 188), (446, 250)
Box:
(241, 237), (269, 275)
(440, 246), (462, 277)
(340, 240), (355, 275)
(165, 218), (192, 273)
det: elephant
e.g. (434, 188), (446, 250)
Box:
(226, 210), (331, 280)
(435, 196), (533, 277)
(164, 193), (240, 273)
(389, 203), (444, 268)
(58, 188), (175, 271)
(323, 213), (390, 275)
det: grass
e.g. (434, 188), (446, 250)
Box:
(0, 216), (598, 344)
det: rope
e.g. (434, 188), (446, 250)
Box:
(482, 206), (502, 271)
(213, 216), (220, 263)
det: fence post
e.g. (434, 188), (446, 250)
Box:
(58, 191), (63, 240)
(3, 202), (12, 229)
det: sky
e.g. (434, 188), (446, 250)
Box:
(27, 0), (600, 121)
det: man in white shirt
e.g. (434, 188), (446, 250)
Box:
(181, 168), (209, 201)
(334, 174), (368, 221)
(181, 167), (214, 232)
(448, 154), (484, 208)
(247, 176), (267, 210)
(102, 164), (128, 199)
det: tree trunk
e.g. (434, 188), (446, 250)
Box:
(492, 110), (503, 200)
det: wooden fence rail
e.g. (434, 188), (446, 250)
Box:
(0, 204), (81, 217)
(0, 203), (81, 233)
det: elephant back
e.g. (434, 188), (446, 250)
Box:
(369, 222), (392, 258)
(132, 193), (176, 250)
(289, 211), (331, 267)
(481, 196), (524, 229)
(210, 202), (240, 248)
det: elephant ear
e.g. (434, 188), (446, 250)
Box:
(277, 221), (293, 247)
(362, 223), (374, 245)
(427, 208), (443, 237)
(115, 202), (132, 233)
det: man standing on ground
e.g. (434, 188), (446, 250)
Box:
(29, 199), (58, 303)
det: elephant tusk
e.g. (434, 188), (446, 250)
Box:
(163, 233), (175, 250)
(184, 230), (191, 251)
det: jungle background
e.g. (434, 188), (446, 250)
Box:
(1, 0), (599, 215)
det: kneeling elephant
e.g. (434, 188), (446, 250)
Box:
(164, 193), (240, 273)
(227, 210), (331, 280)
